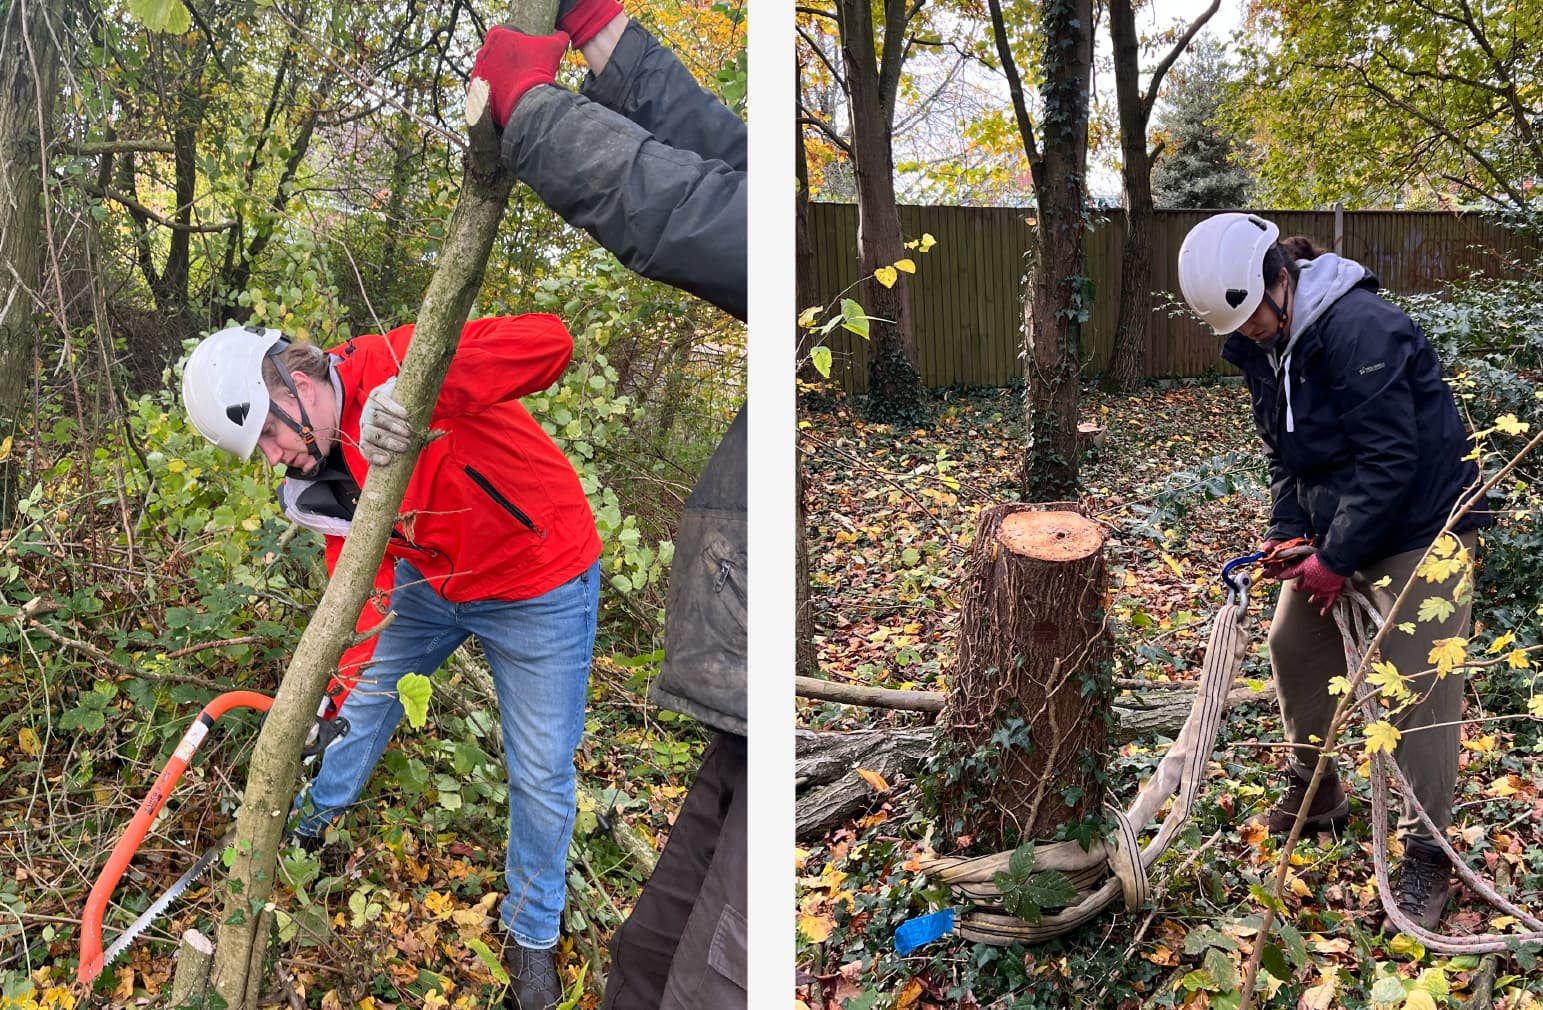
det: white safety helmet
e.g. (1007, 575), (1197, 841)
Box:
(1177, 213), (1281, 334)
(182, 324), (287, 459)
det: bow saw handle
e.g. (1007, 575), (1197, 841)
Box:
(78, 691), (274, 984)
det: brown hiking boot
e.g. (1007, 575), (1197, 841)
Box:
(1381, 837), (1454, 935)
(1263, 769), (1350, 835)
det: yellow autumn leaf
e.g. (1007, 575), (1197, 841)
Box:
(1461, 734), (1497, 753)
(423, 890), (456, 920)
(855, 767), (890, 792)
(918, 232), (936, 251)
(1403, 989), (1438, 1010)
(1288, 874), (1312, 897)
(1416, 554), (1464, 584)
(874, 265), (898, 288)
(1428, 637), (1468, 675)
(1489, 775), (1519, 797)
(1488, 630), (1517, 655)
(1368, 661), (1409, 700)
(18, 728), (39, 756)
(798, 305), (821, 328)
(894, 258), (917, 274)
(1491, 914), (1519, 929)
(167, 458), (187, 473)
(1365, 720), (1402, 756)
(896, 978), (926, 1009)
(1507, 649), (1531, 670)
(1528, 695), (1543, 718)
(798, 912), (835, 943)
(0, 435), (11, 463)
(1495, 413), (1530, 436)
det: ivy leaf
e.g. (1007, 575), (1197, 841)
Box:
(398, 673), (433, 729)
(1365, 720), (1402, 756)
(128, 0), (192, 33)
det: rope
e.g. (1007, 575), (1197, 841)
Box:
(918, 596), (1251, 944)
(918, 577), (1543, 949)
(1332, 589), (1543, 952)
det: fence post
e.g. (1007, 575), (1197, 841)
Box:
(1334, 202), (1344, 253)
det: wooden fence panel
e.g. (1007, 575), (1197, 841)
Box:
(806, 205), (1535, 394)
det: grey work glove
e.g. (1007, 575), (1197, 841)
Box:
(359, 377), (412, 466)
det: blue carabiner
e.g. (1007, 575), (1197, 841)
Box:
(1221, 551), (1264, 595)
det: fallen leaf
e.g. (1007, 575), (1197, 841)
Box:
(855, 767), (890, 792)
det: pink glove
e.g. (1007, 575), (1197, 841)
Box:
(559, 0), (624, 48)
(1278, 554), (1347, 615)
(471, 27), (570, 129)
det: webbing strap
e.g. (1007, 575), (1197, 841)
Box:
(921, 601), (1252, 944)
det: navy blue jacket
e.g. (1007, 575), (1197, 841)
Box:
(1222, 277), (1485, 576)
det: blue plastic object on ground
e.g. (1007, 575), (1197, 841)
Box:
(895, 908), (955, 954)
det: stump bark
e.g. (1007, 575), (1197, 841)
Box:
(934, 503), (1113, 851)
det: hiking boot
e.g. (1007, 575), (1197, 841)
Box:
(503, 939), (561, 1010)
(1381, 837), (1454, 935)
(1263, 769), (1350, 835)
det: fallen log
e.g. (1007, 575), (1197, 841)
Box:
(793, 682), (1276, 840)
(795, 676), (944, 713)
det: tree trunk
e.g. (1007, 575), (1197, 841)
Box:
(206, 2), (559, 1006)
(933, 503), (1113, 852)
(1018, 0), (1092, 501)
(1104, 0), (1218, 392)
(837, 0), (924, 416)
(794, 58), (820, 678)
(0, 0), (54, 518)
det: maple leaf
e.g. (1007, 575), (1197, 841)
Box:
(1368, 661), (1410, 700)
(1495, 412), (1530, 435)
(1364, 720), (1402, 756)
(1416, 595), (1456, 623)
(1427, 636), (1468, 675)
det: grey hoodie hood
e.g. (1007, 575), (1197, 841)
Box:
(1290, 252), (1370, 340)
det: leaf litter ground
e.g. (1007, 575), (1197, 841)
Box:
(797, 382), (1543, 1010)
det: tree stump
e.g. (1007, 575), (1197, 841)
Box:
(932, 502), (1113, 852)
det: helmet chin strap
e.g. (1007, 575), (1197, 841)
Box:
(1261, 288), (1291, 350)
(263, 342), (326, 468)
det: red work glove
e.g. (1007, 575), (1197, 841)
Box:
(471, 26), (571, 130)
(559, 0), (624, 49)
(1277, 554), (1347, 615)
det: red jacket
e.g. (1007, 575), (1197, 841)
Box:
(332, 314), (602, 602)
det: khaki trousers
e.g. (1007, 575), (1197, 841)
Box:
(1266, 532), (1476, 840)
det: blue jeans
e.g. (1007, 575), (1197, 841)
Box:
(296, 559), (599, 948)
